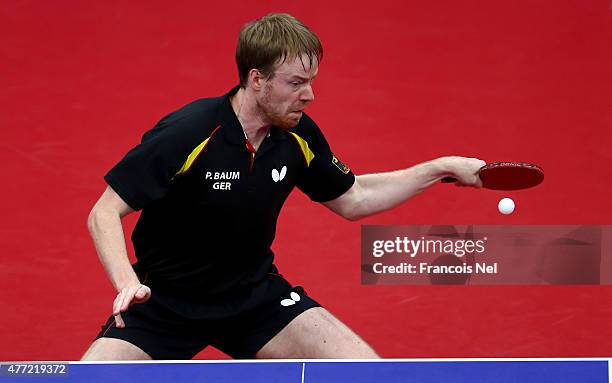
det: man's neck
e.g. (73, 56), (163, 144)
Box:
(230, 87), (270, 150)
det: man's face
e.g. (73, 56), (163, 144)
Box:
(256, 55), (318, 129)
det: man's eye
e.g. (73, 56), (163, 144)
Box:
(291, 82), (300, 87)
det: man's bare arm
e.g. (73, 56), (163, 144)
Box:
(87, 185), (151, 328)
(323, 156), (485, 221)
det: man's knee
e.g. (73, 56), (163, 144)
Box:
(81, 337), (152, 361)
(257, 307), (379, 359)
(310, 308), (379, 358)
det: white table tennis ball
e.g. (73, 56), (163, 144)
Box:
(498, 197), (515, 215)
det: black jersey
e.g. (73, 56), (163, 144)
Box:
(104, 86), (355, 295)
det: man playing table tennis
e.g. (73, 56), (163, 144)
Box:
(82, 13), (484, 360)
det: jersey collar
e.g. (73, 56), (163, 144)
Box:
(219, 86), (246, 145)
(220, 86), (289, 145)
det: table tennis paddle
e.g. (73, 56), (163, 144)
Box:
(441, 161), (544, 190)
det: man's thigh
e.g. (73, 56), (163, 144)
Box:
(255, 307), (379, 359)
(81, 338), (152, 361)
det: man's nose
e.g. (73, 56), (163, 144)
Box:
(301, 83), (315, 102)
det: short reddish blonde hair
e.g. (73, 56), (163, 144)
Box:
(236, 13), (323, 87)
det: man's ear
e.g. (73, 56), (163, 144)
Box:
(248, 69), (266, 91)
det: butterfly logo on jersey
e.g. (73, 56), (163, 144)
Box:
(280, 292), (301, 307)
(271, 165), (287, 182)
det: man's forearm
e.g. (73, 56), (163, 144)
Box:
(87, 209), (139, 292)
(351, 158), (450, 219)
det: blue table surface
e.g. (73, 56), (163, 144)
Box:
(0, 360), (608, 383)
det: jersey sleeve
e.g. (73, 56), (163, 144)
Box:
(294, 115), (356, 202)
(104, 101), (215, 210)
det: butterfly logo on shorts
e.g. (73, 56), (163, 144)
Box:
(280, 292), (301, 306)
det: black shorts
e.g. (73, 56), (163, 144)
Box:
(94, 268), (320, 359)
